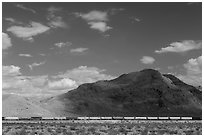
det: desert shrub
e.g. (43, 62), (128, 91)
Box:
(169, 130), (178, 135)
(16, 126), (27, 135)
(2, 120), (202, 135)
(118, 127), (128, 135)
(70, 126), (76, 130)
(183, 130), (195, 135)
(87, 126), (96, 133)
(141, 128), (148, 135)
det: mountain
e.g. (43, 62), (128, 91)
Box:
(45, 69), (202, 117)
(2, 94), (53, 117)
(3, 69), (202, 117)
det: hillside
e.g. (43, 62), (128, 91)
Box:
(2, 69), (202, 117)
(49, 69), (202, 117)
(2, 94), (53, 117)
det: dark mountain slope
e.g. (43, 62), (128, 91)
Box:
(51, 69), (201, 117)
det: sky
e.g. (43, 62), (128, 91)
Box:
(2, 2), (202, 96)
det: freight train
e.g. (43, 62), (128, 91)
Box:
(2, 116), (201, 120)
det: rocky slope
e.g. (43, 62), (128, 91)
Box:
(3, 69), (202, 117)
(2, 94), (53, 117)
(47, 69), (202, 117)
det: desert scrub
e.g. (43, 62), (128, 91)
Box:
(2, 120), (202, 135)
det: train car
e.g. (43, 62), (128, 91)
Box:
(66, 117), (78, 120)
(135, 117), (147, 120)
(147, 117), (158, 120)
(124, 117), (134, 120)
(169, 117), (180, 120)
(181, 117), (192, 120)
(100, 117), (112, 120)
(158, 117), (169, 120)
(112, 117), (123, 120)
(54, 117), (66, 120)
(192, 117), (202, 120)
(4, 117), (19, 120)
(42, 117), (54, 120)
(89, 117), (101, 120)
(77, 117), (86, 120)
(31, 117), (42, 120)
(77, 117), (89, 120)
(19, 117), (30, 120)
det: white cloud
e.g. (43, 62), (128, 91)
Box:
(140, 56), (155, 64)
(177, 56), (202, 86)
(18, 54), (32, 57)
(56, 66), (115, 85)
(75, 10), (112, 33)
(48, 78), (77, 90)
(2, 65), (49, 96)
(2, 65), (115, 96)
(108, 8), (125, 15)
(7, 22), (50, 41)
(130, 17), (141, 22)
(5, 18), (23, 24)
(155, 40), (202, 53)
(88, 22), (112, 32)
(78, 10), (108, 22)
(54, 42), (72, 48)
(5, 17), (16, 22)
(16, 4), (36, 13)
(70, 47), (88, 53)
(28, 61), (45, 70)
(39, 53), (46, 56)
(3, 65), (21, 77)
(2, 33), (12, 50)
(47, 6), (67, 28)
(3, 65), (47, 96)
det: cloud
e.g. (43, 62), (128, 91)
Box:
(3, 65), (21, 77)
(54, 42), (72, 48)
(5, 17), (16, 22)
(75, 10), (112, 33)
(15, 4), (36, 13)
(7, 22), (50, 41)
(4, 17), (23, 24)
(28, 61), (45, 70)
(140, 56), (155, 64)
(18, 54), (32, 57)
(130, 17), (141, 22)
(88, 22), (112, 32)
(47, 6), (67, 28)
(177, 56), (202, 86)
(48, 78), (77, 90)
(78, 10), (108, 21)
(108, 8), (125, 15)
(2, 33), (12, 50)
(70, 47), (88, 53)
(2, 65), (115, 96)
(55, 66), (115, 85)
(48, 66), (115, 93)
(155, 40), (202, 53)
(39, 53), (46, 56)
(2, 65), (49, 96)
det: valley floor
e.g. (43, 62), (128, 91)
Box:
(2, 120), (202, 135)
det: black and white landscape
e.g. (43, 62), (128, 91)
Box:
(2, 69), (202, 117)
(2, 2), (202, 135)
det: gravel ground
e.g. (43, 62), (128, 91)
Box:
(2, 120), (202, 135)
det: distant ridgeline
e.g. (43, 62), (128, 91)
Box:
(2, 116), (202, 120)
(3, 69), (202, 118)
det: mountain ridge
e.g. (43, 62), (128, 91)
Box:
(2, 69), (202, 117)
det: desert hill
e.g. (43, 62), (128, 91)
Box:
(2, 69), (202, 117)
(2, 94), (53, 117)
(48, 69), (202, 117)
